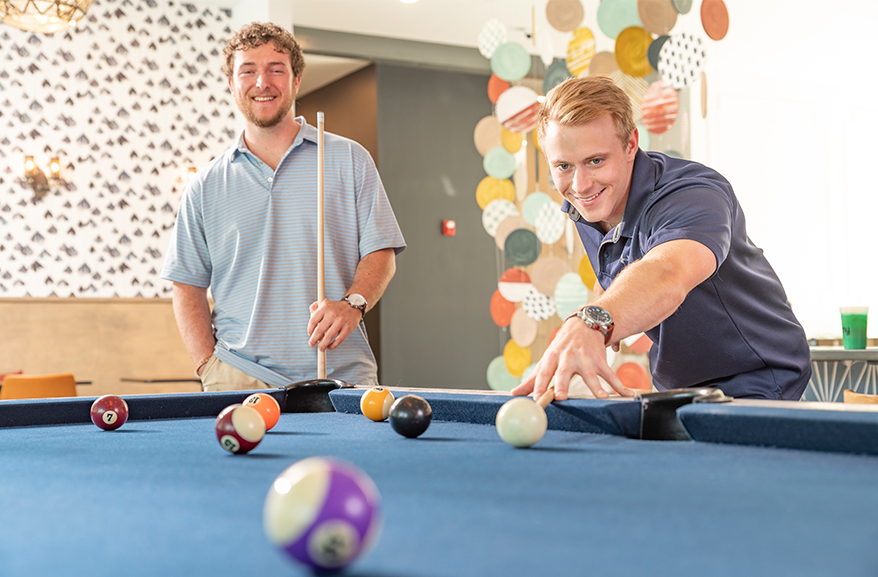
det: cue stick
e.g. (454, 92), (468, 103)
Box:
(317, 111), (326, 379)
(536, 385), (555, 409)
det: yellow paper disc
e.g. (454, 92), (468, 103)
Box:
(476, 176), (515, 210)
(566, 27), (596, 77)
(502, 127), (523, 152)
(503, 339), (532, 378)
(578, 253), (597, 290)
(614, 26), (653, 78)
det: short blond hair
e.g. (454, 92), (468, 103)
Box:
(222, 22), (305, 79)
(536, 76), (636, 150)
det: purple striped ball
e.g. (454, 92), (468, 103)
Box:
(264, 457), (382, 571)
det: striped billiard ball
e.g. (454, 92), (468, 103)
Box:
(214, 403), (265, 454)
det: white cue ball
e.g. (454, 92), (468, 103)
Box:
(495, 397), (548, 448)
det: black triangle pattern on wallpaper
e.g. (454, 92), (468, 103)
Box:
(0, 0), (237, 297)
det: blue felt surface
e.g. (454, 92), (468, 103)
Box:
(1, 408), (878, 577)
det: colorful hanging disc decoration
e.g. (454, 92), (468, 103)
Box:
(478, 18), (507, 58)
(543, 59), (573, 95)
(503, 339), (532, 377)
(531, 256), (568, 296)
(473, 115), (502, 157)
(498, 268), (533, 303)
(588, 51), (620, 76)
(495, 86), (540, 133)
(522, 286), (556, 321)
(658, 32), (705, 89)
(476, 176), (515, 210)
(504, 228), (542, 267)
(700, 0), (729, 41)
(487, 74), (510, 104)
(700, 71), (708, 119)
(647, 35), (670, 71)
(637, 0), (677, 36)
(672, 0), (692, 14)
(553, 272), (589, 320)
(510, 308), (539, 348)
(483, 146), (517, 179)
(616, 362), (652, 390)
(596, 0), (642, 40)
(614, 26), (653, 78)
(534, 200), (566, 245)
(578, 253), (597, 290)
(482, 198), (519, 237)
(495, 215), (533, 250)
(490, 289), (515, 327)
(546, 0), (584, 33)
(521, 191), (552, 225)
(487, 355), (521, 391)
(491, 42), (532, 82)
(566, 27), (596, 77)
(608, 70), (648, 122)
(502, 127), (523, 153)
(640, 80), (679, 135)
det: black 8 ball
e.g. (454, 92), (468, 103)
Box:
(389, 395), (432, 438)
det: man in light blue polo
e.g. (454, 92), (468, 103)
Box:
(161, 22), (405, 390)
(513, 76), (810, 401)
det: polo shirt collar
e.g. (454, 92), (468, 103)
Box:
(230, 116), (314, 161)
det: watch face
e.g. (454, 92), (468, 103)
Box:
(585, 305), (612, 326)
(346, 294), (367, 308)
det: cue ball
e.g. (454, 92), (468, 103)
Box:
(215, 403), (266, 454)
(359, 387), (395, 422)
(90, 394), (129, 431)
(495, 397), (548, 448)
(388, 394), (432, 438)
(244, 392), (281, 430)
(264, 457), (382, 572)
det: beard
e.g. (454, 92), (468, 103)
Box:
(236, 91), (294, 128)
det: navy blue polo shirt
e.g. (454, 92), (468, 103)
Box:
(564, 150), (811, 400)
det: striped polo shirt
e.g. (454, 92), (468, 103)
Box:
(161, 117), (406, 387)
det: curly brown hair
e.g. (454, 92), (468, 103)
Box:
(221, 22), (305, 79)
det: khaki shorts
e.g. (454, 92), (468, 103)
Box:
(200, 356), (272, 392)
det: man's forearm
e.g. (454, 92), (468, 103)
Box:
(347, 248), (396, 313)
(172, 282), (216, 367)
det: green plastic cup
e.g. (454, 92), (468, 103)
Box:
(840, 307), (869, 349)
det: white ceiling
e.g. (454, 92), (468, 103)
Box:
(201, 0), (575, 95)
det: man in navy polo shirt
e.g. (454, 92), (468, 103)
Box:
(513, 76), (810, 401)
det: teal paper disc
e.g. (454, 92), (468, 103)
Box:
(491, 42), (532, 82)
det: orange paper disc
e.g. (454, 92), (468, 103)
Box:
(641, 80), (678, 135)
(701, 0), (729, 41)
(616, 362), (651, 390)
(487, 74), (510, 104)
(490, 289), (515, 327)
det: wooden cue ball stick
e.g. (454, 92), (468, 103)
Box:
(317, 111), (326, 379)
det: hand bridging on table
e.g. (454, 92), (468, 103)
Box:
(307, 299), (363, 351)
(511, 317), (635, 401)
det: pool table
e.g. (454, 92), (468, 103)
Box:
(1, 385), (877, 577)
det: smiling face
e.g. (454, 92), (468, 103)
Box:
(228, 42), (301, 129)
(543, 115), (638, 232)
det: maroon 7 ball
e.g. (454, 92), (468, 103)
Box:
(90, 395), (129, 431)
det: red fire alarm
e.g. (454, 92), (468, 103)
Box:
(441, 219), (456, 237)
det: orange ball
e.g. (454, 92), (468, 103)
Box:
(243, 392), (281, 430)
(360, 386), (395, 422)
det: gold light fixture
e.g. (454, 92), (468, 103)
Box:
(0, 0), (94, 34)
(24, 154), (62, 198)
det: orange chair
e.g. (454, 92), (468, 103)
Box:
(0, 373), (78, 400)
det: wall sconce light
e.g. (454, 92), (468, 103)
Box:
(0, 0), (94, 34)
(23, 155), (63, 198)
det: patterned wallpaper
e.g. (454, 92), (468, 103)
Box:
(0, 0), (237, 297)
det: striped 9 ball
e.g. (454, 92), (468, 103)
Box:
(359, 387), (394, 422)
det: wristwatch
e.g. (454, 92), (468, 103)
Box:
(343, 293), (368, 317)
(568, 305), (614, 346)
